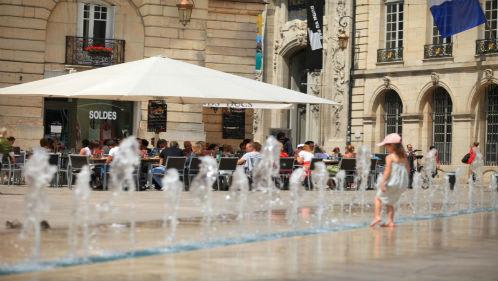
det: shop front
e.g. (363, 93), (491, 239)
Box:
(43, 98), (135, 151)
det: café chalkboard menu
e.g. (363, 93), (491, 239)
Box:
(222, 109), (245, 139)
(147, 100), (167, 132)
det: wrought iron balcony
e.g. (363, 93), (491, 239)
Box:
(476, 39), (498, 55)
(424, 43), (452, 59)
(65, 36), (125, 67)
(377, 47), (403, 63)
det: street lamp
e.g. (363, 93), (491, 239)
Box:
(177, 0), (194, 26)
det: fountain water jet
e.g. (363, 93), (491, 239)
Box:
(68, 166), (92, 259)
(411, 172), (422, 217)
(21, 149), (57, 261)
(424, 148), (437, 214)
(108, 136), (140, 251)
(334, 170), (346, 220)
(490, 173), (497, 208)
(190, 156), (218, 239)
(355, 145), (371, 215)
(312, 162), (328, 228)
(251, 136), (281, 230)
(161, 168), (183, 242)
(287, 168), (305, 229)
(228, 166), (250, 223)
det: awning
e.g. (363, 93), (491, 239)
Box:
(0, 56), (337, 106)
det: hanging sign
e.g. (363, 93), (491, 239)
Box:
(147, 100), (167, 132)
(306, 0), (324, 70)
(222, 109), (245, 139)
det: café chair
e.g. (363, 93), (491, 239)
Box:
(68, 155), (93, 189)
(165, 157), (187, 183)
(218, 157), (238, 190)
(48, 153), (66, 188)
(5, 152), (26, 186)
(278, 157), (295, 190)
(186, 157), (202, 191)
(338, 158), (356, 190)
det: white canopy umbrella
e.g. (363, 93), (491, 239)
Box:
(0, 56), (337, 105)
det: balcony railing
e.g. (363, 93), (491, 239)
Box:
(377, 47), (403, 63)
(424, 43), (452, 59)
(65, 36), (125, 67)
(476, 39), (498, 55)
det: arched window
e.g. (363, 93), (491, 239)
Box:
(384, 90), (403, 136)
(485, 84), (498, 165)
(432, 87), (452, 164)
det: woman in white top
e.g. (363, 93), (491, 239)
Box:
(79, 139), (92, 156)
(296, 144), (314, 174)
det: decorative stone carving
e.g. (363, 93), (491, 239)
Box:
(307, 71), (322, 118)
(484, 68), (494, 82)
(382, 76), (391, 89)
(329, 0), (348, 137)
(431, 72), (439, 85)
(307, 71), (321, 96)
(276, 19), (307, 56)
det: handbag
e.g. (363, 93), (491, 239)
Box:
(461, 153), (470, 164)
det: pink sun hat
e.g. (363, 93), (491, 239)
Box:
(377, 133), (402, 146)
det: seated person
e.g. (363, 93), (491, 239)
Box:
(237, 141), (262, 173)
(296, 144), (314, 172)
(105, 140), (120, 165)
(314, 146), (329, 159)
(343, 144), (356, 158)
(79, 139), (92, 156)
(151, 141), (184, 189)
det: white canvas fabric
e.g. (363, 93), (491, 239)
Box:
(0, 56), (338, 106)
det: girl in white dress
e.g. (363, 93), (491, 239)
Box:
(370, 133), (409, 227)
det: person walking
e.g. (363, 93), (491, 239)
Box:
(406, 144), (416, 188)
(465, 142), (480, 181)
(370, 133), (409, 228)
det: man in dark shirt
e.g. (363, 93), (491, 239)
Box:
(152, 141), (183, 189)
(159, 141), (183, 165)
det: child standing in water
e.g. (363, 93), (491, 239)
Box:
(370, 133), (409, 227)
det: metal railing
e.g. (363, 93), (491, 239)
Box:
(476, 39), (498, 55)
(65, 36), (125, 67)
(424, 43), (453, 59)
(377, 47), (403, 63)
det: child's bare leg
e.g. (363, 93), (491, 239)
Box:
(383, 205), (395, 227)
(370, 197), (382, 227)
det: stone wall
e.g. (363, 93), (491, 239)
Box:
(0, 0), (264, 149)
(351, 0), (498, 176)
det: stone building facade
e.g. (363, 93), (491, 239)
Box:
(254, 0), (352, 150)
(0, 0), (264, 149)
(350, 0), (498, 176)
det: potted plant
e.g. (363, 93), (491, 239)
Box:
(84, 45), (113, 57)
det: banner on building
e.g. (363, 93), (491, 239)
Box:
(306, 0), (324, 70)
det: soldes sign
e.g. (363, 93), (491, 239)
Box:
(89, 111), (117, 120)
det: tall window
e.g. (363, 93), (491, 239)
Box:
(77, 3), (113, 40)
(432, 88), (452, 164)
(288, 0), (307, 21)
(432, 23), (451, 45)
(385, 1), (404, 49)
(384, 90), (403, 136)
(484, 0), (498, 39)
(485, 85), (498, 165)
